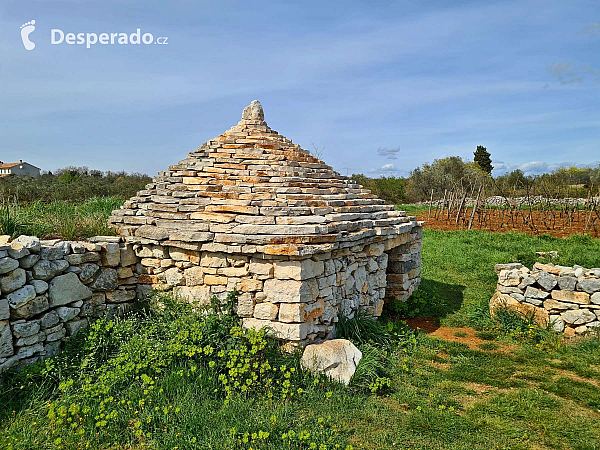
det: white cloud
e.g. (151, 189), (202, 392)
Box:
(367, 162), (400, 176)
(493, 160), (600, 176)
(377, 146), (401, 160)
(519, 161), (554, 173)
(492, 160), (513, 174)
(546, 62), (583, 84)
(546, 62), (600, 85)
(582, 22), (600, 37)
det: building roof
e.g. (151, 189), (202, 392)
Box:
(109, 101), (419, 256)
(0, 161), (40, 170)
(0, 162), (21, 169)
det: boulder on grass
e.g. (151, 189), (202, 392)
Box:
(300, 339), (362, 385)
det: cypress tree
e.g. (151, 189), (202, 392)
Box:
(474, 145), (493, 174)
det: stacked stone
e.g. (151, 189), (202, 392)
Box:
(385, 229), (422, 302)
(0, 235), (140, 373)
(492, 262), (600, 335)
(108, 100), (421, 257)
(108, 100), (424, 345)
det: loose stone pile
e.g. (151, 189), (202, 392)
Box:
(484, 195), (600, 207)
(0, 235), (140, 373)
(108, 100), (423, 345)
(491, 262), (600, 335)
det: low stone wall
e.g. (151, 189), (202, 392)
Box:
(131, 223), (422, 344)
(0, 235), (140, 373)
(492, 262), (600, 335)
(1, 223), (422, 372)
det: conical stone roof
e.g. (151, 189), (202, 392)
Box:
(109, 101), (417, 256)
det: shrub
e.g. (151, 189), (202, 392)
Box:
(0, 292), (351, 449)
(0, 203), (25, 238)
(350, 174), (407, 205)
(335, 312), (417, 395)
(492, 307), (562, 352)
(336, 311), (392, 345)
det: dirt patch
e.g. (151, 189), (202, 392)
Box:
(455, 382), (515, 410)
(380, 397), (410, 412)
(461, 381), (500, 394)
(553, 369), (600, 388)
(405, 320), (513, 353)
(404, 317), (439, 332)
(430, 361), (451, 370)
(430, 326), (509, 352)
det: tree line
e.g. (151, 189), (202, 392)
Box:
(353, 146), (600, 204)
(0, 166), (151, 203)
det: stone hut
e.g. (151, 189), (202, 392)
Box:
(109, 101), (423, 344)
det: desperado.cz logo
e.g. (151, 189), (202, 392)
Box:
(20, 19), (168, 50)
(52, 28), (168, 48)
(20, 20), (36, 50)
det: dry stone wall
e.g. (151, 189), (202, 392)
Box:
(492, 262), (600, 335)
(0, 235), (140, 373)
(107, 101), (424, 346)
(132, 224), (422, 344)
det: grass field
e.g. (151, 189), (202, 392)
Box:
(0, 197), (123, 240)
(1, 229), (599, 449)
(414, 229), (600, 326)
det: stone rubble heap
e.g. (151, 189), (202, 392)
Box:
(0, 235), (140, 373)
(108, 100), (424, 344)
(484, 195), (600, 207)
(491, 262), (600, 335)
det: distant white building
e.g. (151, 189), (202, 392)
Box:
(0, 160), (41, 178)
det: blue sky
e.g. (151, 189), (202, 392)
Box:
(1, 0), (599, 177)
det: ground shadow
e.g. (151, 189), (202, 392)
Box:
(386, 277), (466, 333)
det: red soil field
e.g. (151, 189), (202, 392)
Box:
(416, 208), (599, 238)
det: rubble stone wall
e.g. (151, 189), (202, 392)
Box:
(492, 262), (600, 335)
(133, 224), (422, 344)
(0, 235), (140, 373)
(0, 224), (422, 372)
(385, 227), (422, 303)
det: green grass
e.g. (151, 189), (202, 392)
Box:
(1, 229), (600, 449)
(396, 204), (430, 215)
(414, 229), (600, 328)
(478, 342), (500, 351)
(0, 196), (123, 240)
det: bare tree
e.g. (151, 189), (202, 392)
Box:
(309, 143), (325, 160)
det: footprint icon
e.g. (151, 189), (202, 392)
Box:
(20, 20), (36, 50)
